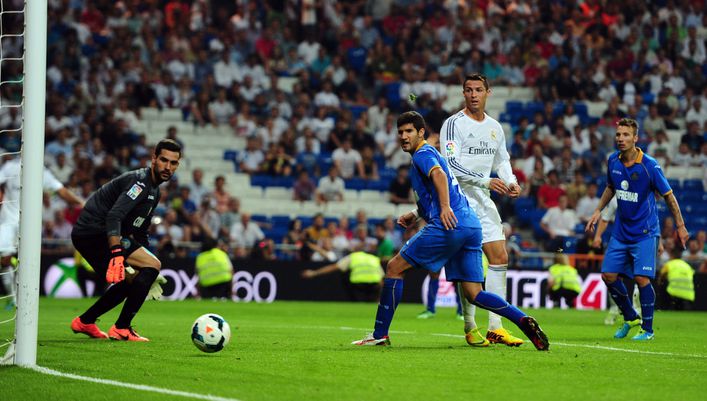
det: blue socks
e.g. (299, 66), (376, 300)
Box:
(639, 283), (655, 333)
(606, 279), (640, 322)
(373, 278), (403, 339)
(426, 278), (439, 313)
(472, 291), (525, 325)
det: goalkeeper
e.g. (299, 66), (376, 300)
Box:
(70, 139), (181, 342)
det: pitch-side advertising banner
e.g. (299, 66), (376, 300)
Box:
(421, 270), (606, 310)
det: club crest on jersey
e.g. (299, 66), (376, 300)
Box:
(490, 130), (497, 140)
(445, 141), (456, 157)
(620, 180), (629, 190)
(630, 172), (639, 180)
(127, 184), (143, 200)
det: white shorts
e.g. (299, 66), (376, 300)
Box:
(467, 194), (504, 244)
(0, 223), (19, 256)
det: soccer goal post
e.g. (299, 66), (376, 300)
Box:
(14, 0), (48, 367)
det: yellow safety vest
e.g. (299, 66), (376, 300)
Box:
(548, 263), (582, 293)
(195, 248), (233, 287)
(664, 259), (695, 301)
(349, 252), (384, 284)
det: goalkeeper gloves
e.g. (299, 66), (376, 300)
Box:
(147, 274), (167, 300)
(106, 245), (125, 283)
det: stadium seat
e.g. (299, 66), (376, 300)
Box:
(366, 179), (391, 191)
(683, 180), (704, 191)
(359, 190), (386, 202)
(345, 178), (368, 191)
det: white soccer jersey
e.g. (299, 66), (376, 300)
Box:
(0, 157), (64, 225)
(440, 111), (517, 243)
(440, 111), (516, 202)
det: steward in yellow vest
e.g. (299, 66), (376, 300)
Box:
(547, 253), (582, 308)
(195, 237), (234, 299)
(301, 251), (384, 302)
(659, 248), (695, 310)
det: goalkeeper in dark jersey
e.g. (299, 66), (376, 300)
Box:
(70, 139), (181, 341)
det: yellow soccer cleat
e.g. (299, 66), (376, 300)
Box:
(465, 328), (490, 347)
(486, 327), (524, 347)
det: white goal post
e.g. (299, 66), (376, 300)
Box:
(14, 0), (47, 367)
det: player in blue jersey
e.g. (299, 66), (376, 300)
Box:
(586, 118), (689, 341)
(352, 111), (549, 350)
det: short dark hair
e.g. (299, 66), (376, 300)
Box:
(396, 111), (426, 132)
(155, 139), (182, 157)
(617, 118), (639, 136)
(463, 73), (489, 90)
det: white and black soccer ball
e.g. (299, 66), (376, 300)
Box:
(191, 313), (231, 353)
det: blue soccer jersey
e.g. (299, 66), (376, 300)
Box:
(409, 142), (480, 229)
(605, 149), (671, 243)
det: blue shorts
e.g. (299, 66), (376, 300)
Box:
(399, 223), (484, 282)
(601, 236), (658, 279)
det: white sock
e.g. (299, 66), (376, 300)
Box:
(486, 265), (508, 331)
(457, 282), (477, 332)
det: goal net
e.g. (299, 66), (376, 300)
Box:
(0, 0), (48, 366)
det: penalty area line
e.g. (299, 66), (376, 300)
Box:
(31, 366), (242, 401)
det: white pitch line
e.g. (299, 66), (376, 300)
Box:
(551, 342), (707, 358)
(31, 366), (242, 401)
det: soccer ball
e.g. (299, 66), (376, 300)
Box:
(191, 313), (231, 353)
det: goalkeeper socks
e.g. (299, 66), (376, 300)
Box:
(115, 267), (158, 329)
(457, 282), (477, 332)
(454, 285), (462, 316)
(605, 279), (640, 322)
(486, 265), (508, 330)
(372, 278), (403, 339)
(80, 281), (129, 323)
(473, 291), (525, 326)
(426, 278), (439, 313)
(638, 283), (656, 333)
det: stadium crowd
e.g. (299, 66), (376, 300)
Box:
(0, 0), (705, 271)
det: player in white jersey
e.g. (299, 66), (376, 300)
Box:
(439, 73), (524, 347)
(0, 156), (83, 307)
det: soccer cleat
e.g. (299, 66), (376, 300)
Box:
(465, 328), (490, 347)
(71, 317), (108, 339)
(351, 333), (390, 346)
(486, 327), (524, 347)
(518, 317), (550, 351)
(109, 325), (150, 342)
(614, 318), (641, 339)
(632, 329), (654, 341)
(416, 310), (435, 319)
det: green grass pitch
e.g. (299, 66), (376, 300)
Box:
(1, 298), (706, 401)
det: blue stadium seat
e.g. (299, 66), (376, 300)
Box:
(683, 180), (704, 191)
(562, 237), (578, 253)
(573, 103), (588, 118)
(380, 168), (397, 180)
(271, 215), (291, 227)
(251, 174), (273, 188)
(345, 178), (368, 190)
(348, 105), (368, 120)
(366, 179), (391, 191)
(385, 82), (402, 111)
(667, 179), (680, 189)
(251, 214), (269, 224)
(506, 100), (523, 113)
(223, 150), (237, 161)
(297, 216), (314, 228)
(513, 197), (536, 226)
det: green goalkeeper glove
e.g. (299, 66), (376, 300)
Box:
(147, 274), (167, 300)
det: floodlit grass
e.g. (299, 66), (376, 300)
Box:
(1, 298), (706, 401)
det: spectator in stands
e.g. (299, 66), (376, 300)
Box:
(191, 91), (213, 127)
(350, 225), (378, 253)
(388, 166), (413, 205)
(648, 130), (674, 167)
(293, 170), (316, 201)
(360, 146), (379, 181)
(208, 88), (236, 127)
(229, 213), (265, 259)
(374, 224), (394, 263)
(547, 253), (582, 308)
(522, 144), (554, 177)
(194, 195), (221, 240)
(308, 237), (337, 263)
(581, 135), (607, 179)
(303, 213), (329, 246)
(316, 166), (345, 204)
(576, 182), (600, 223)
(238, 136), (265, 175)
(332, 137), (364, 179)
(564, 170), (588, 209)
(643, 104), (666, 139)
(681, 120), (704, 154)
(672, 143), (698, 167)
(537, 170), (565, 209)
(211, 175), (232, 214)
(328, 218), (352, 259)
(367, 97), (389, 134)
(683, 238), (707, 271)
(540, 194), (579, 251)
(261, 143), (294, 177)
(49, 152), (73, 185)
(218, 196), (240, 239)
(685, 98), (706, 128)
